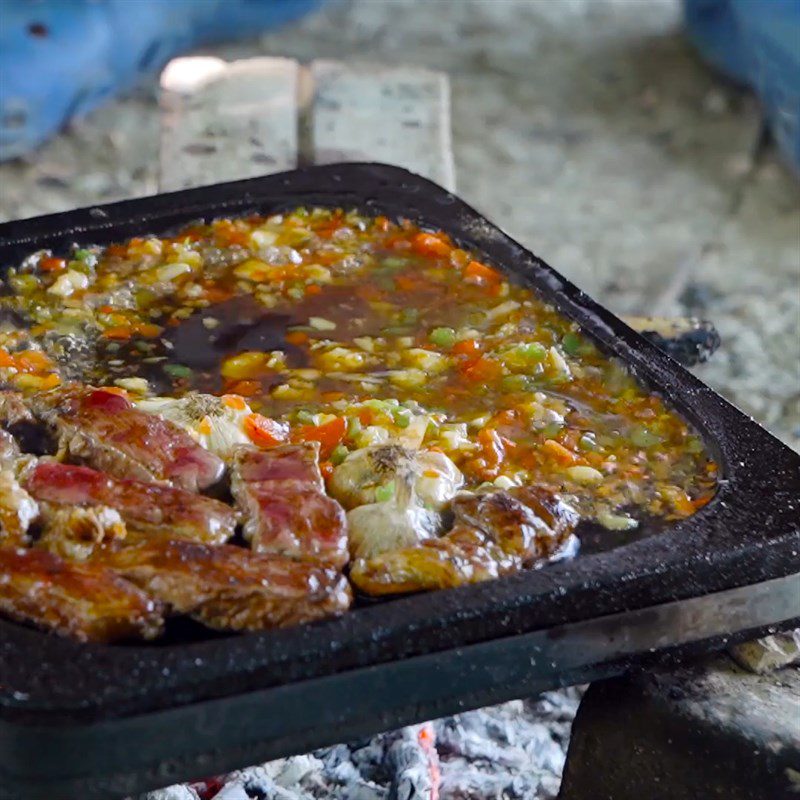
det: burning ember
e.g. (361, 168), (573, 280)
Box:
(137, 689), (581, 800)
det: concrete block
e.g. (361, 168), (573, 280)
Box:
(559, 657), (800, 800)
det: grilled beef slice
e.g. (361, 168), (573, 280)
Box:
(230, 443), (348, 568)
(0, 546), (164, 642)
(98, 539), (352, 631)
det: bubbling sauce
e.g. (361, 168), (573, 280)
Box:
(0, 208), (717, 527)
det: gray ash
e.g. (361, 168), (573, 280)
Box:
(138, 689), (582, 800)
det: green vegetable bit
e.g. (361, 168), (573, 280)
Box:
(375, 481), (396, 503)
(163, 363), (192, 379)
(429, 327), (456, 349)
(578, 433), (598, 451)
(629, 425), (663, 448)
(686, 436), (705, 454)
(541, 421), (563, 439)
(392, 408), (412, 428)
(561, 332), (583, 356)
(503, 342), (546, 368)
(330, 444), (350, 465)
(8, 274), (39, 294)
(287, 282), (305, 300)
(73, 248), (98, 267)
(521, 342), (547, 361)
(501, 374), (536, 392)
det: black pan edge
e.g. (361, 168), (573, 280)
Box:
(2, 573), (798, 800)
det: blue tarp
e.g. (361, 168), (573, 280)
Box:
(1, 0), (798, 168)
(0, 0), (320, 160)
(685, 0), (800, 172)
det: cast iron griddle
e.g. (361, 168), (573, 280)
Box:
(0, 164), (798, 800)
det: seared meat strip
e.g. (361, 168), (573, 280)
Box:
(25, 461), (237, 545)
(98, 539), (352, 631)
(31, 387), (224, 491)
(0, 430), (38, 546)
(451, 485), (579, 564)
(233, 442), (325, 488)
(231, 444), (348, 568)
(349, 533), (508, 594)
(350, 487), (579, 596)
(0, 546), (164, 642)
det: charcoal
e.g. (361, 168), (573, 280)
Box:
(385, 725), (439, 800)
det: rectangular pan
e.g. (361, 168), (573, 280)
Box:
(0, 163), (798, 800)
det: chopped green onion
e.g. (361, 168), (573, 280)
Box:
(296, 409), (316, 424)
(686, 436), (704, 454)
(429, 327), (456, 349)
(524, 342), (547, 361)
(330, 444), (349, 465)
(425, 419), (440, 438)
(501, 374), (535, 392)
(74, 248), (98, 267)
(163, 363), (192, 379)
(392, 408), (412, 428)
(562, 332), (583, 356)
(630, 425), (662, 448)
(381, 257), (408, 270)
(375, 481), (396, 503)
(541, 421), (563, 439)
(67, 260), (92, 275)
(507, 341), (547, 364)
(9, 274), (39, 293)
(381, 326), (410, 336)
(364, 399), (389, 410)
(578, 433), (598, 451)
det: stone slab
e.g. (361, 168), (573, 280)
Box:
(309, 60), (455, 190)
(159, 56), (299, 191)
(559, 657), (800, 800)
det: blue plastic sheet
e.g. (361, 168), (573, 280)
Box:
(685, 0), (800, 172)
(0, 0), (320, 160)
(2, 1), (798, 168)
